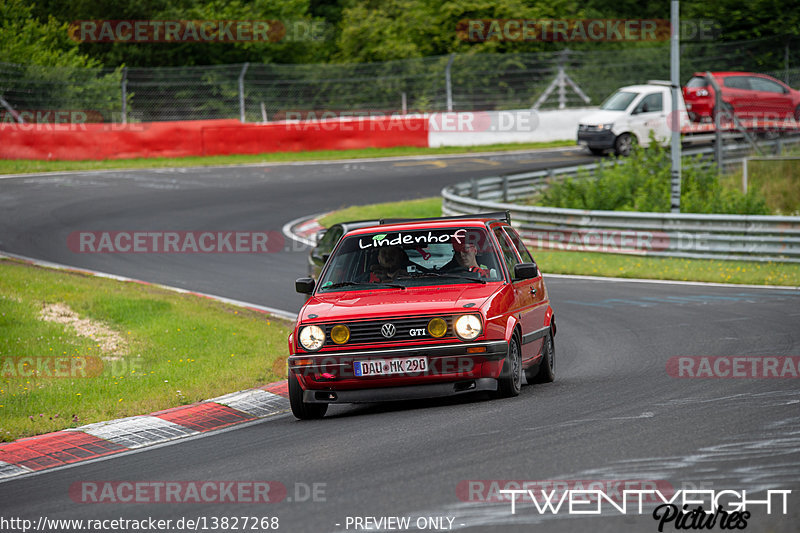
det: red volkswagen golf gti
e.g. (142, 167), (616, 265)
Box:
(287, 212), (556, 419)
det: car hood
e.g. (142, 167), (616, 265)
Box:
(301, 283), (500, 322)
(579, 109), (627, 125)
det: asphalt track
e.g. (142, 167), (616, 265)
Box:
(1, 148), (799, 532)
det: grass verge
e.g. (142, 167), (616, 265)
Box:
(0, 258), (292, 442)
(316, 197), (800, 286)
(0, 141), (573, 175)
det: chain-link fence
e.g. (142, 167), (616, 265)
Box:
(1, 35), (797, 123)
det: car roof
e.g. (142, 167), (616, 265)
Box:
(617, 84), (669, 93)
(333, 219), (381, 231)
(691, 71), (774, 78)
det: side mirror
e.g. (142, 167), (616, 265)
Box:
(513, 262), (539, 280)
(295, 277), (316, 294)
(314, 229), (327, 243)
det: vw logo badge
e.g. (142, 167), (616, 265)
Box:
(381, 323), (396, 338)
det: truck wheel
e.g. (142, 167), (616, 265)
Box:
(614, 133), (635, 156)
(288, 371), (328, 420)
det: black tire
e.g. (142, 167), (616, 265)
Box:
(288, 371), (328, 420)
(589, 148), (606, 156)
(614, 133), (635, 156)
(493, 335), (522, 398)
(527, 329), (555, 384)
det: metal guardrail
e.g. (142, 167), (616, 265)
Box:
(442, 140), (800, 263)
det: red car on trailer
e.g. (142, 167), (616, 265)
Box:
(287, 212), (557, 419)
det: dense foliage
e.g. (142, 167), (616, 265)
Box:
(538, 140), (770, 215)
(2, 0), (799, 67)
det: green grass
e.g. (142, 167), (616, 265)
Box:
(0, 258), (293, 442)
(723, 157), (800, 215)
(318, 197), (443, 227)
(0, 141), (573, 175)
(317, 197), (800, 286)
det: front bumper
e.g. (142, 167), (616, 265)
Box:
(303, 378), (498, 403)
(577, 129), (616, 150)
(289, 340), (508, 394)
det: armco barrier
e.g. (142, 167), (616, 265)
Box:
(442, 141), (800, 263)
(0, 116), (428, 160)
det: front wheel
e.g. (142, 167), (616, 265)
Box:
(288, 371), (328, 420)
(614, 133), (635, 156)
(492, 335), (522, 398)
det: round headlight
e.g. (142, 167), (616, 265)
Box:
(454, 315), (482, 341)
(427, 317), (448, 338)
(330, 324), (350, 345)
(298, 325), (325, 351)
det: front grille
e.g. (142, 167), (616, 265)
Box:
(323, 315), (455, 347)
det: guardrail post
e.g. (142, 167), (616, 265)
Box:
(776, 138), (783, 155)
(121, 67), (128, 125)
(470, 178), (478, 199)
(742, 158), (748, 193)
(502, 176), (509, 202)
(445, 54), (455, 112)
(239, 62), (250, 123)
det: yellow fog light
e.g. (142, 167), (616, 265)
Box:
(330, 324), (350, 345)
(427, 317), (448, 338)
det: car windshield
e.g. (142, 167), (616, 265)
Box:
(600, 91), (638, 111)
(317, 227), (504, 292)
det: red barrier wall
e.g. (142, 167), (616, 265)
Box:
(0, 116), (429, 161)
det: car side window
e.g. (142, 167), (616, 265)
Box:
(634, 92), (663, 114)
(503, 227), (535, 263)
(748, 77), (786, 94)
(724, 76), (750, 90)
(493, 228), (520, 279)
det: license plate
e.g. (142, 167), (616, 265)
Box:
(354, 357), (428, 377)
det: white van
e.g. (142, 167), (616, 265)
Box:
(577, 81), (688, 156)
